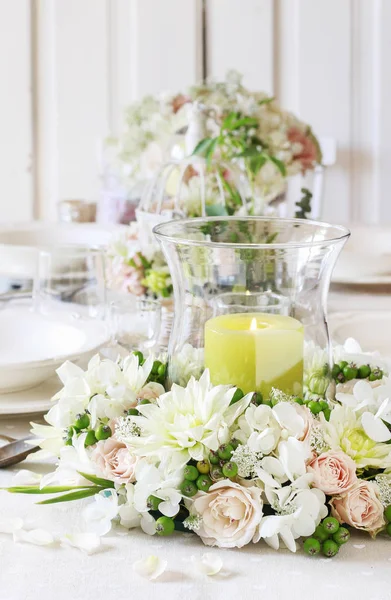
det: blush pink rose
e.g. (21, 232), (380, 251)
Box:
(307, 451), (358, 495)
(288, 126), (318, 171)
(330, 481), (386, 536)
(137, 382), (165, 401)
(292, 403), (314, 442)
(190, 480), (263, 548)
(92, 438), (139, 484)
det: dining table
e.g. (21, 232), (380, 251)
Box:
(0, 283), (390, 600)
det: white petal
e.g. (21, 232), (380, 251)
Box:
(60, 533), (102, 555)
(353, 380), (374, 403)
(0, 517), (23, 534)
(11, 470), (42, 486)
(13, 528), (54, 546)
(158, 501), (179, 518)
(140, 513), (156, 536)
(279, 526), (297, 553)
(361, 412), (391, 442)
(191, 553), (223, 576)
(133, 555), (167, 580)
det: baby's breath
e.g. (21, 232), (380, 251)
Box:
(115, 416), (142, 442)
(309, 424), (330, 454)
(231, 444), (263, 478)
(183, 515), (202, 532)
(269, 388), (296, 405)
(374, 474), (391, 506)
(271, 499), (296, 516)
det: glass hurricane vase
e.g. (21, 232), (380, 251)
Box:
(154, 217), (349, 399)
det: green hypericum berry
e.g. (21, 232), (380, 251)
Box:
(308, 401), (322, 415)
(231, 388), (244, 404)
(384, 505), (391, 522)
(294, 397), (304, 405)
(331, 364), (341, 379)
(339, 361), (348, 370)
(231, 438), (240, 450)
(138, 399), (150, 405)
(95, 424), (112, 441)
(336, 372), (346, 383)
(252, 392), (263, 406)
(303, 538), (321, 556)
(319, 401), (329, 411)
(262, 400), (273, 408)
(218, 444), (234, 460)
(133, 350), (144, 364)
(74, 413), (90, 430)
(222, 461), (238, 478)
(322, 539), (339, 557)
(343, 364), (358, 381)
(127, 408), (139, 416)
(386, 523), (391, 537)
(151, 360), (162, 373)
(369, 368), (383, 381)
(197, 460), (210, 474)
(323, 408), (332, 422)
(84, 430), (97, 447)
(180, 480), (198, 497)
(323, 516), (340, 534)
(157, 364), (166, 377)
(156, 516), (175, 536)
(210, 466), (224, 481)
(358, 364), (371, 379)
(313, 524), (330, 542)
(209, 451), (220, 465)
(332, 527), (350, 545)
(196, 474), (212, 492)
(147, 495), (161, 511)
(184, 465), (199, 481)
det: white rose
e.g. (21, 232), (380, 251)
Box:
(190, 480), (263, 548)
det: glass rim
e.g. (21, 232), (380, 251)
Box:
(153, 216), (351, 249)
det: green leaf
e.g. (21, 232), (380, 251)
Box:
(6, 485), (92, 495)
(192, 137), (214, 156)
(229, 117), (259, 131)
(205, 137), (219, 166)
(37, 487), (102, 505)
(268, 156), (287, 177)
(205, 204), (229, 217)
(248, 154), (267, 175)
(78, 471), (115, 489)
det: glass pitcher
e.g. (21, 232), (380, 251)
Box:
(154, 217), (349, 399)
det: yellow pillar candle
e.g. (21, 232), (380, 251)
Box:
(204, 313), (304, 397)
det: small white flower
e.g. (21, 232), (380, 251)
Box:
(60, 533), (102, 555)
(11, 470), (42, 486)
(0, 517), (23, 534)
(191, 553), (223, 576)
(133, 555), (167, 581)
(82, 489), (119, 536)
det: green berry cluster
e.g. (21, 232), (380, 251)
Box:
(384, 504), (391, 536)
(64, 412), (112, 448)
(303, 517), (350, 557)
(133, 351), (167, 386)
(332, 361), (383, 384)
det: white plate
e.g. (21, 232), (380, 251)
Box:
(0, 222), (127, 279)
(0, 376), (59, 417)
(329, 310), (391, 360)
(332, 225), (391, 285)
(0, 304), (110, 393)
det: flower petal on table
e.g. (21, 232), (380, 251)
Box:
(60, 533), (102, 555)
(13, 528), (54, 546)
(11, 470), (42, 486)
(133, 555), (167, 580)
(191, 553), (223, 576)
(0, 517), (23, 534)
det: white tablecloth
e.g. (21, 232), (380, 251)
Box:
(1, 285), (391, 600)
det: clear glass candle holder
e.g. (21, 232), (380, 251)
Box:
(154, 217), (349, 398)
(110, 297), (162, 353)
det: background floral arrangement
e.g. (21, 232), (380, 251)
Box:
(9, 338), (391, 558)
(106, 71), (321, 217)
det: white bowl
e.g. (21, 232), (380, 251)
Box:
(0, 222), (127, 279)
(0, 304), (110, 393)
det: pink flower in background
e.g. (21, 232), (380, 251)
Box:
(172, 94), (191, 114)
(92, 438), (139, 484)
(288, 126), (318, 171)
(121, 265), (146, 297)
(308, 451), (358, 495)
(330, 480), (386, 536)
